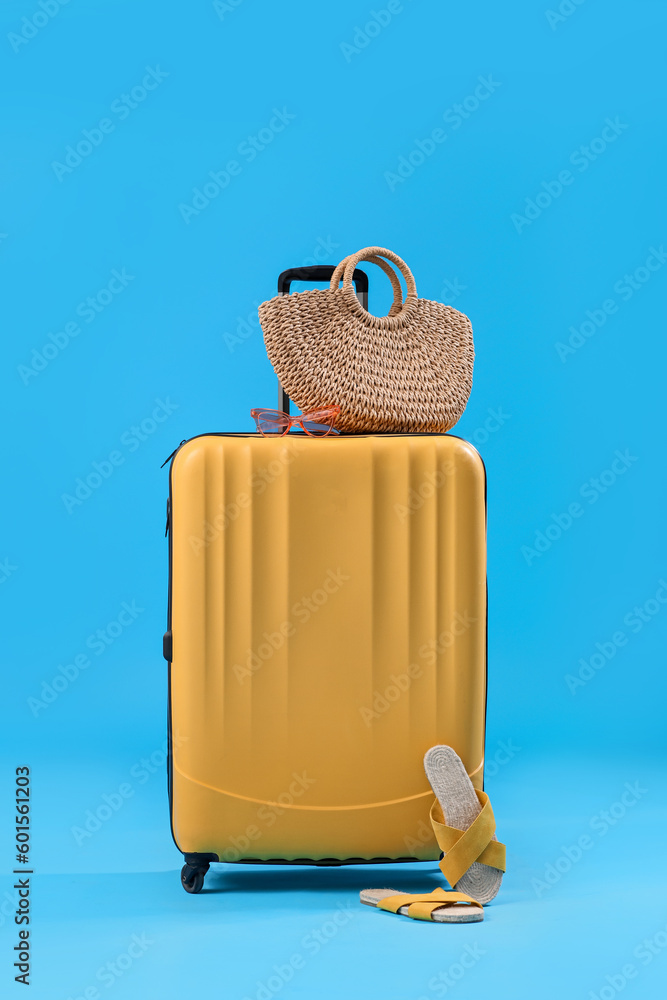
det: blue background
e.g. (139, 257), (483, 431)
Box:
(1, 0), (666, 997)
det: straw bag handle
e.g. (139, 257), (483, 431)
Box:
(331, 247), (419, 326)
(330, 253), (405, 317)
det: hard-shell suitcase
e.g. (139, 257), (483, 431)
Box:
(164, 266), (487, 892)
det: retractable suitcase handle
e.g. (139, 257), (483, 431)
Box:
(278, 266), (369, 297)
(276, 265), (369, 413)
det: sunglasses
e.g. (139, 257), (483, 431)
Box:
(250, 406), (341, 437)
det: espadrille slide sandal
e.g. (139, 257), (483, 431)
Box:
(360, 887), (483, 923)
(424, 745), (506, 904)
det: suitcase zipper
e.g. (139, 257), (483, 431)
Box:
(160, 440), (187, 469)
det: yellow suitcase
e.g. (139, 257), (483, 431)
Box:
(164, 431), (487, 892)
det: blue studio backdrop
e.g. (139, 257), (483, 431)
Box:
(1, 1), (666, 998)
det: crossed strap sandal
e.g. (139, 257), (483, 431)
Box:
(360, 887), (484, 923)
(360, 745), (506, 922)
(425, 745), (506, 903)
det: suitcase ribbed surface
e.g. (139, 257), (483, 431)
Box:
(169, 434), (486, 862)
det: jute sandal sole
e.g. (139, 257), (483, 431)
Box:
(424, 745), (504, 904)
(360, 887), (483, 923)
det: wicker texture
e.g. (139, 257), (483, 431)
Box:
(259, 246), (474, 434)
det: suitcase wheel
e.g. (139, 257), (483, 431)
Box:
(181, 863), (208, 894)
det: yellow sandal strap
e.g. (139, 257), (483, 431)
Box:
(378, 887), (481, 921)
(430, 791), (507, 887)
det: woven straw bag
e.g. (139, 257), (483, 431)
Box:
(258, 246), (474, 434)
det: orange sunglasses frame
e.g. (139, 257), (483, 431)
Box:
(250, 405), (341, 437)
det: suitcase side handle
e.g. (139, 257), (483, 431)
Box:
(276, 266), (369, 413)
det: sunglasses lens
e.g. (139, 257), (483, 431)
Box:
(302, 420), (337, 436)
(257, 411), (289, 435)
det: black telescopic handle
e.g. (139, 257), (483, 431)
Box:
(276, 265), (369, 413)
(277, 265), (369, 297)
